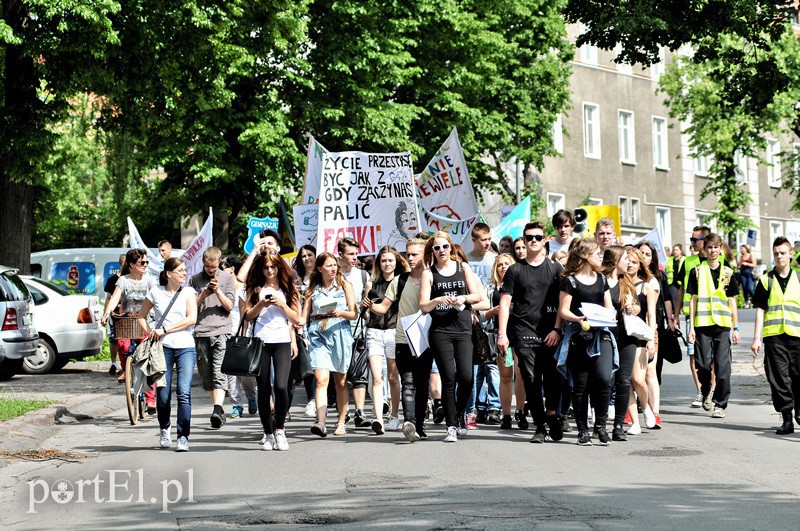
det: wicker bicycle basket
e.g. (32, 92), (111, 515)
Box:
(113, 316), (144, 339)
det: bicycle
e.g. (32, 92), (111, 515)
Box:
(114, 315), (148, 425)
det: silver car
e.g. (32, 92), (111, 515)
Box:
(0, 266), (38, 380)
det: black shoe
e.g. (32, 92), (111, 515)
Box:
(108, 364), (118, 376)
(560, 415), (572, 433)
(577, 430), (593, 446)
(383, 402), (390, 415)
(416, 426), (428, 440)
(476, 410), (488, 424)
(210, 405), (225, 429)
(433, 406), (445, 424)
(612, 425), (627, 441)
(776, 420), (795, 435)
(514, 410), (529, 430)
(354, 409), (366, 427)
(594, 426), (612, 446)
(530, 426), (547, 443)
(500, 415), (512, 429)
(546, 414), (564, 441)
(487, 409), (502, 425)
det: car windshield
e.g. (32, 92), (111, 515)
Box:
(0, 272), (30, 302)
(29, 277), (70, 296)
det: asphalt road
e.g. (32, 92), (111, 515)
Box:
(1, 310), (799, 529)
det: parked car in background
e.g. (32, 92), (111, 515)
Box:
(0, 266), (38, 380)
(19, 276), (104, 374)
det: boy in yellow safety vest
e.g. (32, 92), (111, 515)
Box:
(687, 233), (741, 419)
(751, 237), (800, 435)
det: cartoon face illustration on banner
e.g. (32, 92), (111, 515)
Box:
(425, 204), (460, 232)
(387, 200), (419, 248)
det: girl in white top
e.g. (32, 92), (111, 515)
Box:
(243, 252), (301, 451)
(137, 258), (198, 452)
(221, 255), (257, 418)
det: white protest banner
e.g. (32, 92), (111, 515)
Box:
(293, 203), (319, 248)
(786, 221), (800, 244)
(300, 136), (329, 205)
(641, 227), (668, 267)
(317, 151), (418, 255)
(416, 127), (480, 243)
(180, 208), (214, 278)
(127, 217), (164, 276)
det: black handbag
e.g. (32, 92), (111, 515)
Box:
(348, 314), (369, 379)
(472, 316), (494, 365)
(659, 327), (684, 364)
(222, 317), (263, 377)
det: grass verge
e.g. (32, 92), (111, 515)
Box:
(0, 393), (55, 421)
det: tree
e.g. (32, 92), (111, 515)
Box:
(1, 0), (120, 272)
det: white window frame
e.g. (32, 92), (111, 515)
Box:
(579, 24), (597, 65)
(793, 143), (800, 178)
(694, 152), (710, 177)
(651, 46), (666, 81)
(552, 114), (563, 155)
(767, 139), (781, 188)
(630, 198), (641, 225)
(587, 197), (603, 206)
(618, 110), (636, 165)
(770, 221), (783, 244)
(734, 150), (748, 185)
(583, 102), (601, 160)
(546, 193), (566, 218)
(614, 43), (632, 75)
(652, 116), (669, 170)
(656, 207), (672, 247)
(697, 213), (716, 234)
(619, 196), (629, 225)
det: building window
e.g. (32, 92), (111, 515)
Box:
(793, 143), (800, 178)
(630, 198), (641, 225)
(552, 114), (563, 155)
(651, 46), (666, 81)
(652, 116), (669, 170)
(614, 43), (632, 75)
(618, 110), (636, 165)
(767, 139), (781, 188)
(734, 151), (748, 185)
(587, 197), (603, 206)
(694, 152), (709, 177)
(656, 207), (672, 247)
(546, 193), (566, 218)
(697, 213), (715, 233)
(770, 221), (783, 244)
(579, 24), (597, 65)
(583, 103), (601, 159)
(619, 196), (640, 225)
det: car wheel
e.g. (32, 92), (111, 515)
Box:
(22, 339), (57, 375)
(52, 359), (70, 372)
(0, 358), (24, 380)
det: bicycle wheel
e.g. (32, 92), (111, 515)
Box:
(124, 358), (138, 426)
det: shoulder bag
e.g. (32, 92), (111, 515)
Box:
(459, 265), (493, 365)
(222, 310), (263, 377)
(132, 287), (183, 386)
(348, 313), (369, 380)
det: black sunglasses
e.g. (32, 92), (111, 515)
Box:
(137, 260), (150, 266)
(524, 234), (545, 242)
(690, 237), (704, 243)
(432, 244), (451, 252)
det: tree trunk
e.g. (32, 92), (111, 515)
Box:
(0, 0), (36, 273)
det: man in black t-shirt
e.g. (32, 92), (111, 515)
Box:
(498, 222), (565, 443)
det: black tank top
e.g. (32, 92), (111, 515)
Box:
(430, 261), (471, 334)
(634, 281), (648, 312)
(366, 277), (398, 330)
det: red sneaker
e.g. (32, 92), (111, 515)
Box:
(624, 411), (633, 425)
(653, 413), (662, 429)
(466, 413), (478, 430)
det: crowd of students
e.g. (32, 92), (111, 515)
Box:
(101, 210), (800, 451)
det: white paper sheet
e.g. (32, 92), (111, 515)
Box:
(401, 311), (431, 357)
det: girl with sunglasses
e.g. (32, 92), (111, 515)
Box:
(420, 232), (484, 442)
(243, 253), (302, 450)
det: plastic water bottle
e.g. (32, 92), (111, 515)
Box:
(505, 347), (514, 367)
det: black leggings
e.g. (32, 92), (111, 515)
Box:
(614, 339), (638, 427)
(430, 331), (473, 427)
(395, 343), (434, 430)
(568, 333), (614, 432)
(257, 342), (292, 434)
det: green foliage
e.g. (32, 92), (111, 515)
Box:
(0, 392), (54, 421)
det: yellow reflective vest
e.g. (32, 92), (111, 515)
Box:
(666, 256), (684, 285)
(693, 263), (734, 328)
(761, 270), (800, 338)
(681, 255), (702, 315)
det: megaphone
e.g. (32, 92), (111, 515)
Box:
(574, 207), (588, 234)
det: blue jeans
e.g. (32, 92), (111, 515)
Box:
(739, 270), (755, 303)
(157, 346), (196, 439)
(467, 363), (501, 413)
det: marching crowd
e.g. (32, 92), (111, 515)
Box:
(99, 210), (800, 452)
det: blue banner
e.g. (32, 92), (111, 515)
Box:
(244, 216), (279, 254)
(491, 196), (531, 243)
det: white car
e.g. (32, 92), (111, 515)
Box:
(20, 276), (105, 374)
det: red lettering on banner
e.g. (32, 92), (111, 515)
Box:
(182, 236), (205, 262)
(322, 227), (380, 255)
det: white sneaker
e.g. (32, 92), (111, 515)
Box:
(305, 400), (316, 417)
(691, 392), (703, 408)
(711, 406), (726, 418)
(387, 417), (401, 431)
(262, 433), (275, 450)
(627, 423), (642, 435)
(259, 433), (267, 444)
(159, 429), (172, 448)
(643, 407), (656, 429)
(402, 421), (420, 443)
(274, 431), (289, 451)
(176, 436), (189, 452)
(444, 426), (458, 442)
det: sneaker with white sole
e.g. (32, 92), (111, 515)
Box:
(643, 407), (656, 429)
(262, 433), (275, 450)
(444, 426), (458, 442)
(703, 394), (713, 411)
(371, 419), (385, 435)
(176, 436), (189, 452)
(457, 414), (468, 437)
(274, 432), (289, 451)
(711, 406), (726, 418)
(386, 417), (401, 431)
(159, 429), (172, 448)
(691, 392), (703, 408)
(402, 421), (420, 442)
(627, 423), (642, 435)
(305, 400), (317, 417)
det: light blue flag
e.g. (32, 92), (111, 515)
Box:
(491, 196), (531, 242)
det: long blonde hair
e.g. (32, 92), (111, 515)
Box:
(424, 231), (461, 266)
(601, 245), (635, 308)
(627, 247), (652, 283)
(491, 253), (514, 286)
